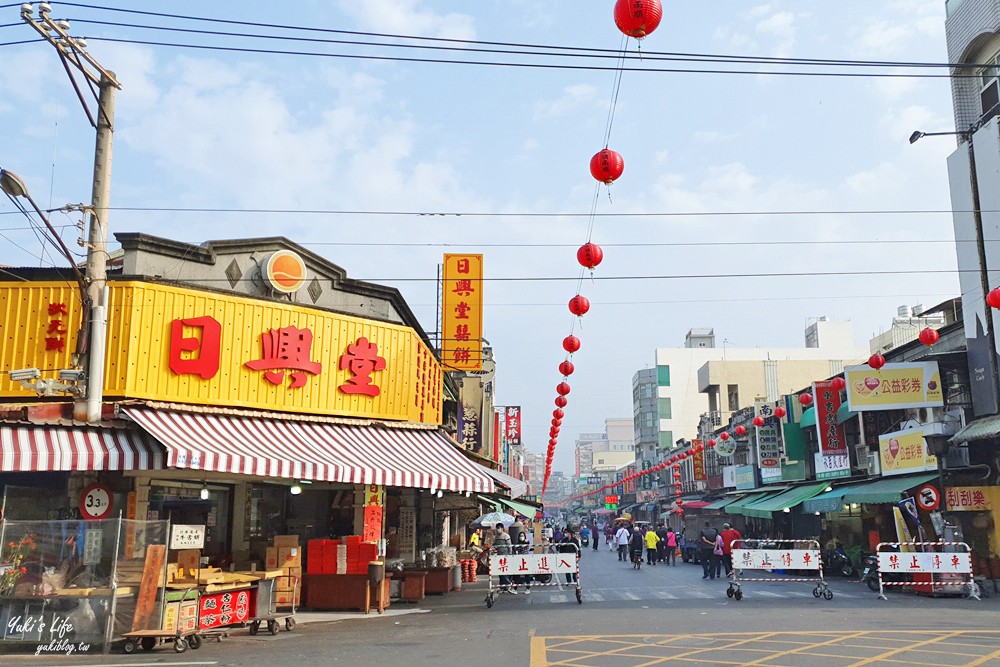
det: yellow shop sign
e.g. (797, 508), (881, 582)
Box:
(0, 282), (442, 424)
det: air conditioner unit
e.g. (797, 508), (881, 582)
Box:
(864, 452), (881, 476)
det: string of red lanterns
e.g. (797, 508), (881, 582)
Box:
(543, 1), (664, 499)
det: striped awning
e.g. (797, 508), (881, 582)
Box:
(121, 407), (494, 494)
(0, 424), (162, 472)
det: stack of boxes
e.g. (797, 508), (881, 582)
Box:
(306, 537), (378, 575)
(264, 535), (302, 607)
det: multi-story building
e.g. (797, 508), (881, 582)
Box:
(522, 450), (545, 496)
(869, 305), (947, 355)
(650, 321), (868, 448)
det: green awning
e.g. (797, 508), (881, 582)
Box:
(496, 497), (540, 519)
(836, 403), (857, 424)
(725, 490), (782, 515)
(802, 473), (939, 513)
(738, 482), (831, 519)
(800, 405), (854, 429)
(839, 473), (938, 505)
(704, 497), (738, 510)
(951, 414), (1000, 444)
(478, 495), (503, 512)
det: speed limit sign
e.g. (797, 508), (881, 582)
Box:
(79, 483), (114, 520)
(916, 484), (941, 512)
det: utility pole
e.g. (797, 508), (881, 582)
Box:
(20, 3), (121, 423)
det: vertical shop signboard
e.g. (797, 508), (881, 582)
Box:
(398, 507), (416, 563)
(457, 376), (483, 453)
(362, 505), (384, 544)
(813, 381), (850, 479)
(692, 440), (707, 481)
(616, 471), (624, 495)
(493, 409), (502, 463)
(441, 254), (484, 371)
(754, 402), (784, 483)
(626, 465), (637, 494)
(365, 484), (385, 506)
(504, 406), (522, 447)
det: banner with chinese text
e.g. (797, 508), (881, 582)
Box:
(733, 548), (820, 571)
(489, 553), (577, 576)
(441, 254), (484, 371)
(504, 406), (522, 447)
(692, 440), (707, 481)
(845, 362), (943, 411)
(946, 486), (992, 512)
(878, 427), (937, 477)
(878, 551), (971, 574)
(754, 402), (784, 483)
(626, 465), (637, 493)
(814, 381), (849, 472)
(457, 377), (484, 453)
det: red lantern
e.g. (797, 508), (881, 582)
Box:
(671, 455), (679, 462)
(559, 361), (575, 377)
(707, 439), (716, 448)
(989, 287), (1000, 309)
(752, 416), (765, 427)
(799, 393), (813, 406)
(556, 382), (571, 396)
(868, 354), (886, 370)
(831, 376), (846, 392)
(555, 396), (568, 408)
(774, 406), (787, 419)
(919, 327), (940, 347)
(614, 0), (663, 38)
(675, 499), (683, 506)
(563, 335), (581, 353)
(735, 425), (747, 436)
(553, 408), (564, 419)
(568, 295), (591, 317)
(720, 432), (730, 441)
(548, 438), (557, 447)
(577, 242), (604, 270)
(551, 418), (561, 427)
(589, 148), (624, 185)
(679, 452), (688, 459)
(673, 472), (681, 479)
(677, 509), (684, 516)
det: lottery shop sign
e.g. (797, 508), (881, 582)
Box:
(0, 282), (443, 424)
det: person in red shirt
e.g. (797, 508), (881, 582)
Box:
(719, 522), (742, 577)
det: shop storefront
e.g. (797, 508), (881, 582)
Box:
(0, 238), (498, 651)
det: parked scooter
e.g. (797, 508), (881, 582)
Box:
(860, 554), (880, 591)
(822, 546), (856, 577)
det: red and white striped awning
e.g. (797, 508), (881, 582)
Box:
(121, 407), (494, 494)
(0, 424), (163, 472)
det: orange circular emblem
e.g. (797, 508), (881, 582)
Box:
(264, 250), (307, 293)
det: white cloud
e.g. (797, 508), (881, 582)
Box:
(335, 0), (476, 40)
(533, 84), (599, 119)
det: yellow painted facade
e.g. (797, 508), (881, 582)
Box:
(0, 281), (442, 423)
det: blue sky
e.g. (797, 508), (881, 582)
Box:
(0, 1), (960, 476)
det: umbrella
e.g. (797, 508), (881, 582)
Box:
(471, 511), (515, 529)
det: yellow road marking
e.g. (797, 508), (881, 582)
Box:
(531, 631), (1000, 667)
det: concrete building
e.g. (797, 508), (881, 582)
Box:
(650, 322), (868, 447)
(869, 305), (947, 355)
(523, 450), (545, 495)
(632, 368), (659, 472)
(573, 419), (632, 478)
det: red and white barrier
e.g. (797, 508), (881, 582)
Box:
(875, 541), (979, 600)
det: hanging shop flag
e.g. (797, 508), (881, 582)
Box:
(692, 440), (707, 481)
(457, 377), (484, 453)
(441, 254), (484, 371)
(493, 409), (503, 464)
(754, 402), (784, 483)
(626, 465), (637, 494)
(504, 406), (522, 447)
(813, 381), (850, 480)
(844, 361), (943, 411)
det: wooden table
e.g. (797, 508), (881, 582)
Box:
(304, 574), (391, 614)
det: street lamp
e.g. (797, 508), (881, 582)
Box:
(911, 125), (1000, 413)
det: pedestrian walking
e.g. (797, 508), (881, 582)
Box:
(699, 521), (719, 579)
(592, 524), (599, 551)
(713, 532), (725, 579)
(509, 515), (526, 545)
(629, 526), (644, 567)
(614, 523), (631, 561)
(605, 524), (614, 551)
(558, 529), (582, 583)
(720, 522), (742, 577)
(655, 523), (668, 564)
(644, 525), (660, 565)
(663, 527), (678, 566)
(493, 523), (515, 593)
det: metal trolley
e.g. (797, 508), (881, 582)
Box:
(248, 575), (299, 635)
(485, 543), (582, 608)
(726, 539), (832, 601)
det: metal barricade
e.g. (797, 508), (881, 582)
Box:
(485, 542), (582, 608)
(875, 541), (979, 601)
(727, 539), (831, 601)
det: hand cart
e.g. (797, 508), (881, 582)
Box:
(122, 586), (204, 654)
(726, 539), (832, 601)
(247, 575), (298, 635)
(485, 543), (582, 608)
